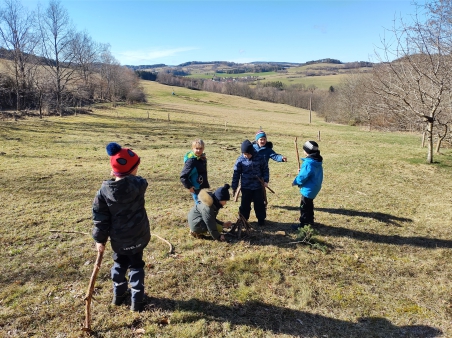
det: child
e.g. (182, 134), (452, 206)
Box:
(188, 184), (232, 241)
(231, 140), (269, 225)
(92, 142), (151, 312)
(292, 141), (323, 230)
(180, 139), (210, 204)
(253, 130), (287, 163)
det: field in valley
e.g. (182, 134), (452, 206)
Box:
(1, 81), (451, 337)
(182, 62), (370, 89)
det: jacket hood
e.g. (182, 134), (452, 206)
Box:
(302, 157), (323, 167)
(199, 189), (223, 209)
(184, 150), (206, 161)
(253, 141), (273, 149)
(306, 152), (323, 162)
(198, 189), (213, 206)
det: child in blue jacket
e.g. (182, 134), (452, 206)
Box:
(253, 130), (287, 164)
(292, 141), (323, 230)
(232, 140), (269, 225)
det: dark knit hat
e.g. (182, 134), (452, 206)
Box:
(106, 142), (140, 177)
(214, 184), (231, 201)
(303, 140), (319, 154)
(255, 130), (266, 140)
(241, 140), (255, 155)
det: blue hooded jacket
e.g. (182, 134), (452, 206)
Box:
(293, 156), (323, 199)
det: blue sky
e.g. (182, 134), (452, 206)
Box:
(22, 0), (422, 66)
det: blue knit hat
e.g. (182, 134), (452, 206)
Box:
(255, 130), (266, 141)
(214, 184), (231, 201)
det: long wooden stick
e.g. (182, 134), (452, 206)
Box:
(234, 186), (241, 202)
(256, 177), (275, 194)
(295, 137), (301, 170)
(49, 229), (172, 253)
(83, 250), (104, 332)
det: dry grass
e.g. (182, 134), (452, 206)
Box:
(1, 81), (451, 337)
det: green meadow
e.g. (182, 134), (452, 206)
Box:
(1, 81), (451, 337)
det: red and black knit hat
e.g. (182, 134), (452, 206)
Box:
(106, 142), (140, 177)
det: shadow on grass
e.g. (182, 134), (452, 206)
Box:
(274, 206), (412, 226)
(273, 205), (452, 249)
(138, 297), (442, 338)
(313, 222), (452, 248)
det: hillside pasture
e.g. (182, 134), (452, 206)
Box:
(181, 62), (372, 90)
(0, 81), (451, 337)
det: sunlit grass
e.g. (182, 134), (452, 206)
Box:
(0, 80), (451, 337)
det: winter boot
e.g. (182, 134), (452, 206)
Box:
(112, 289), (129, 306)
(131, 301), (144, 312)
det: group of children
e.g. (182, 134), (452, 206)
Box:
(91, 131), (323, 311)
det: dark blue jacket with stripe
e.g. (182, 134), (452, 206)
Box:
(231, 153), (269, 191)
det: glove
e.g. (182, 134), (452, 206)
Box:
(232, 190), (237, 197)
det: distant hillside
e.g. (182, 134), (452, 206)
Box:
(125, 58), (373, 74)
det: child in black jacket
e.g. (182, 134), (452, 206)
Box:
(92, 142), (150, 312)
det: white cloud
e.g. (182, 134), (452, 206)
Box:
(115, 47), (198, 65)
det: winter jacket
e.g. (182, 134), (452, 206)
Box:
(187, 189), (224, 240)
(180, 151), (209, 191)
(232, 153), (269, 191)
(92, 175), (150, 255)
(252, 141), (284, 163)
(293, 153), (323, 199)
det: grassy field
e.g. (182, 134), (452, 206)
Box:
(1, 81), (451, 337)
(181, 63), (371, 89)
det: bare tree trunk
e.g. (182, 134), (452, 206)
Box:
(39, 90), (42, 119)
(426, 120), (433, 163)
(435, 123), (448, 153)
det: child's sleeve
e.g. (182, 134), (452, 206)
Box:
(180, 159), (195, 189)
(231, 158), (241, 190)
(92, 190), (110, 244)
(269, 149), (284, 162)
(293, 162), (311, 187)
(262, 158), (269, 182)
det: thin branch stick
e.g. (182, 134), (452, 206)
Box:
(295, 137), (301, 170)
(82, 250), (103, 332)
(152, 233), (174, 254)
(256, 177), (275, 194)
(49, 230), (89, 235)
(49, 229), (173, 254)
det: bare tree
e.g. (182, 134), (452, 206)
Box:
(0, 0), (38, 114)
(99, 47), (120, 105)
(72, 31), (103, 100)
(372, 0), (452, 163)
(37, 0), (78, 116)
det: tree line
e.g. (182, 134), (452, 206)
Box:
(0, 0), (145, 118)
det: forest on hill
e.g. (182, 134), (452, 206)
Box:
(0, 0), (145, 119)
